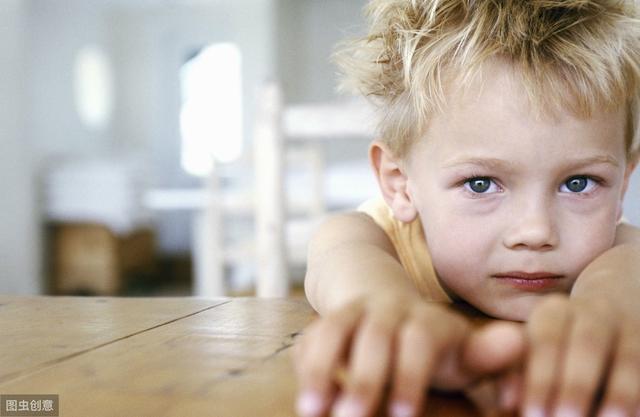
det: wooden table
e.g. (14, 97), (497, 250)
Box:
(0, 296), (493, 417)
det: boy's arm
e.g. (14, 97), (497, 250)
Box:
(521, 223), (640, 417)
(571, 222), (640, 315)
(304, 211), (422, 314)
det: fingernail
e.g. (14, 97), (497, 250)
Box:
(390, 401), (414, 417)
(332, 396), (364, 417)
(525, 406), (545, 417)
(600, 408), (625, 417)
(296, 390), (324, 417)
(554, 406), (580, 417)
(499, 384), (517, 410)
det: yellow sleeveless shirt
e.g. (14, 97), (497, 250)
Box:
(358, 197), (451, 302)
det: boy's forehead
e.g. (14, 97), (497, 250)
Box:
(443, 60), (552, 119)
(433, 60), (622, 131)
(440, 59), (625, 126)
(408, 62), (628, 165)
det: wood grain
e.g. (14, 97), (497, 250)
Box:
(0, 296), (509, 417)
(0, 296), (226, 384)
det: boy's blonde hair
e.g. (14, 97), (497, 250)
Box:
(335, 0), (640, 161)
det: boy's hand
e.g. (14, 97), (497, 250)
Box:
(293, 294), (524, 417)
(522, 293), (640, 417)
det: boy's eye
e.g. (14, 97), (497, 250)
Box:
(464, 177), (498, 194)
(560, 176), (598, 193)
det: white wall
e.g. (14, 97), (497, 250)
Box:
(276, 0), (368, 103)
(0, 0), (41, 294)
(625, 165), (640, 225)
(112, 0), (275, 183)
(27, 0), (116, 160)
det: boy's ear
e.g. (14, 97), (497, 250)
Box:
(369, 141), (418, 223)
(617, 159), (638, 221)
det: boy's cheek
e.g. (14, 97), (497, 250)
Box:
(561, 215), (618, 269)
(429, 241), (488, 295)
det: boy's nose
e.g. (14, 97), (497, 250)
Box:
(502, 200), (558, 251)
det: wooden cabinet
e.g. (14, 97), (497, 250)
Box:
(48, 223), (155, 295)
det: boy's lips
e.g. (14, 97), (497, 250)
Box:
(493, 271), (564, 291)
(494, 271), (563, 280)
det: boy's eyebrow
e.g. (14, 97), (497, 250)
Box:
(563, 155), (621, 168)
(442, 157), (517, 170)
(442, 155), (620, 170)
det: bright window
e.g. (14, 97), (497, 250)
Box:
(180, 43), (243, 176)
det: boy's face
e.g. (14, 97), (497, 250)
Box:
(401, 63), (633, 321)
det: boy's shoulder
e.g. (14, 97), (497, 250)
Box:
(357, 197), (451, 302)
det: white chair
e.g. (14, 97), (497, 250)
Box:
(253, 82), (377, 297)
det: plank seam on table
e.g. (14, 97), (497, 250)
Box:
(0, 300), (233, 386)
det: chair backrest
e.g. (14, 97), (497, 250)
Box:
(283, 98), (376, 140)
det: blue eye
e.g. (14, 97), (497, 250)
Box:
(464, 177), (498, 194)
(560, 176), (598, 193)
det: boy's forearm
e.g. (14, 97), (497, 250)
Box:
(570, 242), (640, 316)
(305, 242), (421, 315)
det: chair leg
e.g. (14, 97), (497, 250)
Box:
(254, 82), (288, 297)
(193, 169), (225, 297)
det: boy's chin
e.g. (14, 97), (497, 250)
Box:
(470, 294), (550, 322)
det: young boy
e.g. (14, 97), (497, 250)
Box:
(294, 1), (640, 417)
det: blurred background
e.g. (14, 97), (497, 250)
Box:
(0, 0), (376, 298)
(1, 0), (638, 298)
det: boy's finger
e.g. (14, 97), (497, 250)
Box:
(551, 310), (615, 417)
(459, 322), (525, 416)
(332, 310), (398, 417)
(596, 324), (640, 417)
(462, 321), (526, 376)
(498, 368), (523, 412)
(464, 378), (501, 416)
(387, 307), (439, 417)
(522, 295), (571, 417)
(296, 303), (364, 417)
(423, 309), (476, 390)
